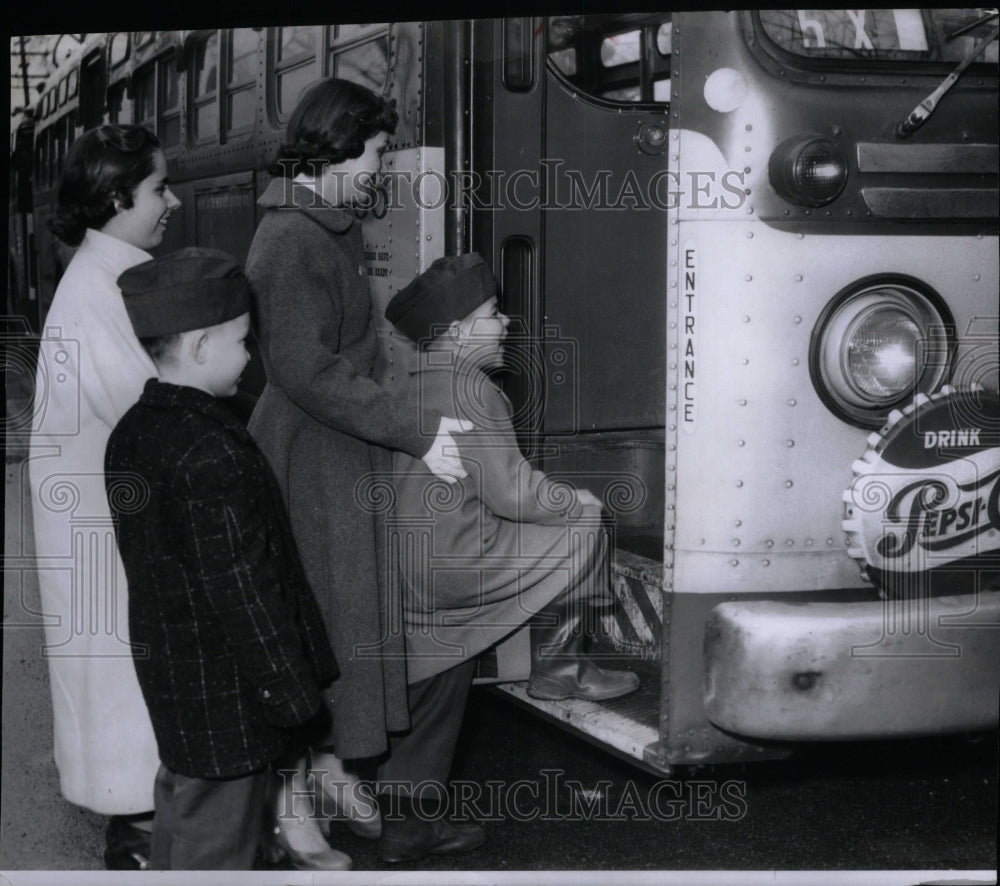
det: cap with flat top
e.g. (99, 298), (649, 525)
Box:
(385, 253), (497, 344)
(117, 247), (251, 338)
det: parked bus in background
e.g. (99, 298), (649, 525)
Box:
(9, 10), (998, 775)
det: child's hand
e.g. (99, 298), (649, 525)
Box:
(575, 487), (603, 511)
(422, 416), (475, 483)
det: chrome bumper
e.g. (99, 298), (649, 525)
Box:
(703, 591), (1000, 739)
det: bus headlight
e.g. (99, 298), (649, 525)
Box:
(768, 135), (848, 207)
(810, 278), (953, 428)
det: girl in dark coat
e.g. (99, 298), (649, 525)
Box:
(245, 78), (470, 869)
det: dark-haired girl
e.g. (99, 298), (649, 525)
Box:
(28, 124), (181, 869)
(246, 78), (471, 870)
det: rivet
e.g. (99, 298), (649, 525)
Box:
(826, 538), (834, 546)
(762, 559), (770, 567)
(742, 358), (750, 365)
(743, 314), (751, 322)
(805, 539), (814, 546)
(745, 124), (752, 132)
(789, 398), (797, 406)
(797, 232), (805, 240)
(785, 480), (794, 488)
(794, 316), (802, 324)
(786, 538), (794, 546)
(737, 439), (745, 447)
(735, 519), (742, 527)
(794, 274), (803, 282)
(792, 358), (799, 366)
(732, 539), (740, 547)
(973, 274), (981, 281)
(747, 231), (754, 238)
(765, 539), (774, 548)
(699, 538), (706, 545)
(787, 440), (795, 448)
(738, 399), (747, 406)
(669, 382), (677, 390)
(736, 480), (744, 488)
(731, 560), (740, 567)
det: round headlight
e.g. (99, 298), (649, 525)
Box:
(810, 278), (953, 428)
(769, 135), (848, 207)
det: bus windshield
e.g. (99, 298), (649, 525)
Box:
(758, 9), (999, 65)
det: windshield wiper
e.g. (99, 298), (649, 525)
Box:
(947, 8), (998, 42)
(896, 20), (998, 138)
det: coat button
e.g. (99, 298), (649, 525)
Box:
(261, 689), (272, 700)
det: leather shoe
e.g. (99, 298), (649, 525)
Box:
(103, 816), (152, 871)
(378, 795), (485, 864)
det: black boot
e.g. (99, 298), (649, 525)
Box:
(103, 815), (152, 870)
(378, 794), (485, 864)
(527, 595), (639, 701)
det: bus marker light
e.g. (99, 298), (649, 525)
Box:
(768, 134), (848, 207)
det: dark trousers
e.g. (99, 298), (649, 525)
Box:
(151, 763), (269, 870)
(378, 658), (479, 799)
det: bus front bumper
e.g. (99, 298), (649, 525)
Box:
(703, 591), (1000, 740)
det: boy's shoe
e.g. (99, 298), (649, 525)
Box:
(527, 596), (640, 701)
(378, 795), (485, 864)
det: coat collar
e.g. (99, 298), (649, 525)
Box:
(257, 178), (355, 234)
(81, 228), (154, 278)
(138, 379), (253, 443)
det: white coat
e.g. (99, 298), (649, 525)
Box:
(28, 228), (160, 814)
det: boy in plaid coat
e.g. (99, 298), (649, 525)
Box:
(105, 248), (339, 870)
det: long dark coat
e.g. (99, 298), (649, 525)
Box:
(105, 380), (338, 779)
(245, 180), (440, 758)
(392, 358), (611, 683)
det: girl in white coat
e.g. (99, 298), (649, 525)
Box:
(28, 124), (181, 869)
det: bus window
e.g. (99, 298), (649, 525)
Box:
(107, 83), (125, 124)
(159, 53), (181, 149)
(79, 50), (105, 129)
(546, 14), (672, 105)
(64, 110), (76, 153)
(134, 63), (156, 131)
(135, 32), (155, 49)
(109, 32), (129, 69)
(67, 68), (79, 100)
(224, 28), (258, 137)
(759, 9), (999, 66)
(273, 26), (318, 119)
(51, 123), (64, 183)
(190, 31), (220, 143)
(328, 33), (389, 94)
(34, 133), (46, 190)
(58, 78), (68, 106)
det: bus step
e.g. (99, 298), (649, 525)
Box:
(490, 658), (660, 767)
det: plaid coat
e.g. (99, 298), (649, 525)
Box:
(105, 379), (338, 778)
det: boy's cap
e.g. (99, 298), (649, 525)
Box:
(385, 253), (497, 344)
(117, 247), (251, 338)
